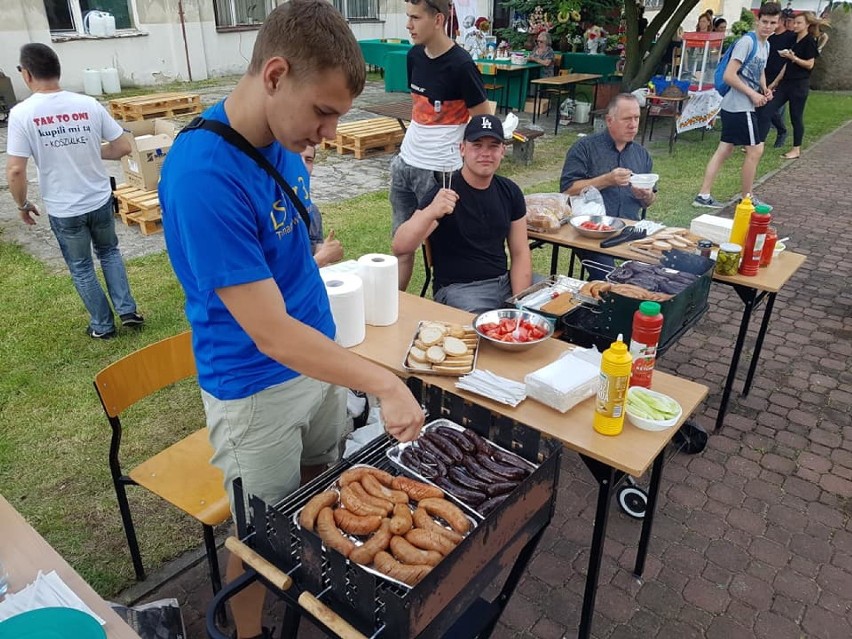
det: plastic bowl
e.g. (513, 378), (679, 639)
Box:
(473, 308), (554, 352)
(773, 242), (786, 258)
(569, 214), (626, 239)
(629, 173), (659, 189)
(625, 387), (683, 431)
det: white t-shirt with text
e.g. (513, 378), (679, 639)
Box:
(7, 91), (124, 218)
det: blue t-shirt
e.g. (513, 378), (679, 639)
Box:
(159, 101), (335, 400)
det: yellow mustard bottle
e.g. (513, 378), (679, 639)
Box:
(593, 334), (633, 436)
(729, 195), (754, 247)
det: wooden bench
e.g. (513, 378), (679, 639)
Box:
(113, 184), (162, 235)
(321, 117), (405, 159)
(109, 93), (202, 121)
(511, 127), (545, 166)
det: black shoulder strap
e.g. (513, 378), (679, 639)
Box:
(180, 116), (311, 227)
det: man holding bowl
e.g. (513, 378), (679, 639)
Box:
(560, 93), (657, 278)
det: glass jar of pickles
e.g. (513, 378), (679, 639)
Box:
(716, 243), (742, 276)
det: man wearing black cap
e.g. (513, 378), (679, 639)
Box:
(391, 114), (531, 314)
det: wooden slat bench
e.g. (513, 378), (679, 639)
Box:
(109, 93), (202, 121)
(321, 117), (405, 159)
(113, 184), (162, 235)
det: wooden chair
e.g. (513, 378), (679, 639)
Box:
(477, 63), (506, 114)
(93, 331), (229, 594)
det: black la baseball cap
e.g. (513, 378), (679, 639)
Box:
(464, 114), (505, 142)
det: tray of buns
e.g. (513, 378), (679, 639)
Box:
(403, 321), (479, 376)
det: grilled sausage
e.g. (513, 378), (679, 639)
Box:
(422, 431), (464, 464)
(486, 481), (518, 497)
(391, 476), (444, 501)
(479, 494), (509, 517)
(339, 466), (394, 488)
(362, 473), (409, 505)
(476, 453), (527, 481)
(416, 437), (453, 466)
(461, 455), (505, 483)
(448, 467), (490, 493)
(417, 498), (471, 535)
(348, 481), (394, 515)
(461, 428), (492, 455)
(389, 503), (413, 535)
(315, 507), (355, 558)
(412, 508), (463, 544)
(298, 490), (338, 531)
(490, 448), (533, 476)
(400, 448), (433, 478)
(434, 426), (476, 454)
(390, 535), (443, 567)
(340, 484), (390, 517)
(415, 448), (448, 477)
(373, 551), (432, 586)
(349, 519), (392, 565)
(333, 509), (382, 536)
(434, 476), (486, 507)
(405, 528), (456, 556)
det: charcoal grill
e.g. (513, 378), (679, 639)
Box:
(207, 378), (562, 639)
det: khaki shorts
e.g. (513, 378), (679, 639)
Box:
(202, 376), (346, 517)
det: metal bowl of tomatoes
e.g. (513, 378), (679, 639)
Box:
(569, 214), (626, 239)
(473, 309), (554, 352)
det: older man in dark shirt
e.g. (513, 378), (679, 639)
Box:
(560, 93), (655, 278)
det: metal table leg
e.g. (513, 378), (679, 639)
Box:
(532, 84), (541, 124)
(633, 451), (665, 577)
(742, 291), (777, 396)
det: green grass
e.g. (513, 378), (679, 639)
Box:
(0, 89), (849, 597)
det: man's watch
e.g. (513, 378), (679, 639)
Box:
(17, 200), (32, 211)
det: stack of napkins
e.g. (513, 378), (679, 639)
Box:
(525, 348), (600, 413)
(690, 214), (733, 246)
(456, 370), (527, 407)
(0, 570), (104, 624)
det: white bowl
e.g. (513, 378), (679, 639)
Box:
(625, 387), (682, 431)
(773, 242), (786, 258)
(629, 173), (659, 189)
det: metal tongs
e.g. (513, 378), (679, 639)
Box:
(599, 219), (666, 248)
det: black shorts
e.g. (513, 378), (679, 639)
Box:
(720, 110), (761, 146)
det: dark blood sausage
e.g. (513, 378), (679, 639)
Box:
(476, 453), (527, 481)
(416, 437), (454, 466)
(486, 481), (518, 497)
(422, 431), (464, 464)
(434, 476), (486, 506)
(462, 455), (505, 483)
(448, 467), (490, 493)
(490, 448), (533, 476)
(461, 428), (492, 455)
(401, 447), (429, 476)
(434, 426), (476, 454)
(479, 494), (509, 517)
(415, 448), (447, 477)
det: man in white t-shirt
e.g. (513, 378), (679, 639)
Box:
(6, 43), (143, 339)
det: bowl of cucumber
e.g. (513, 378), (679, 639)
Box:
(625, 387), (682, 431)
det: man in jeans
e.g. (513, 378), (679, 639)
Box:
(391, 0), (490, 291)
(6, 43), (143, 339)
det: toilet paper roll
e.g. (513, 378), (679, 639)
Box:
(357, 253), (399, 326)
(322, 272), (365, 348)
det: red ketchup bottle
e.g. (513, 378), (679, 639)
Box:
(629, 301), (664, 388)
(738, 205), (772, 276)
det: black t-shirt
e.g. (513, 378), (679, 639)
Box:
(766, 31), (796, 83)
(419, 173), (526, 289)
(406, 45), (488, 126)
(783, 35), (820, 83)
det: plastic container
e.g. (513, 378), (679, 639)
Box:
(573, 101), (591, 124)
(715, 243), (741, 276)
(629, 301), (663, 388)
(82, 68), (103, 96)
(760, 225), (778, 268)
(100, 67), (121, 93)
(738, 206), (772, 276)
(729, 195), (753, 247)
(593, 334), (632, 436)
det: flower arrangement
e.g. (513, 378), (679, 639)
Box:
(527, 6), (553, 36)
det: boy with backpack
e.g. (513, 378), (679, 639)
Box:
(693, 2), (782, 209)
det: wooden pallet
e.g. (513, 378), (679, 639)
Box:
(321, 117), (404, 159)
(114, 184), (162, 235)
(109, 93), (202, 121)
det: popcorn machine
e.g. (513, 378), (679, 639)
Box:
(677, 31), (725, 91)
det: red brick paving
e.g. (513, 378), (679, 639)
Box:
(131, 122), (852, 637)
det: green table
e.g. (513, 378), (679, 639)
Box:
(476, 60), (542, 112)
(559, 53), (618, 77)
(384, 50), (411, 93)
(358, 39), (412, 69)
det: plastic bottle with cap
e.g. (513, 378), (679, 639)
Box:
(738, 205), (772, 276)
(629, 301), (664, 388)
(729, 195), (754, 247)
(593, 334), (633, 436)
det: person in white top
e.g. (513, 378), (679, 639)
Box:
(6, 43), (143, 339)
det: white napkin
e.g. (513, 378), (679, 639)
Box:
(525, 348), (600, 413)
(456, 370), (527, 407)
(0, 570), (105, 625)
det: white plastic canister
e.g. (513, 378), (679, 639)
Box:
(84, 11), (107, 37)
(101, 67), (121, 93)
(83, 68), (103, 96)
(573, 101), (591, 124)
(103, 13), (116, 36)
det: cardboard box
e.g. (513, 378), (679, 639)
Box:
(523, 98), (549, 115)
(117, 119), (176, 191)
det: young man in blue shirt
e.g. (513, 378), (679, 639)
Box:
(159, 2), (424, 637)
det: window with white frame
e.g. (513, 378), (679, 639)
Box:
(331, 0), (380, 20)
(214, 0), (279, 27)
(44, 0), (134, 33)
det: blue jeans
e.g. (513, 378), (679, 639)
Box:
(49, 197), (137, 333)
